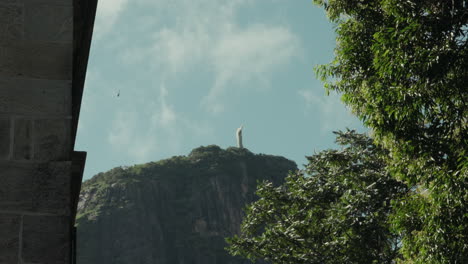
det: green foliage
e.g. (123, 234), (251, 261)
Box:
(313, 1), (468, 262)
(226, 130), (407, 263)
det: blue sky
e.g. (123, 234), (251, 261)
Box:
(75, 0), (365, 181)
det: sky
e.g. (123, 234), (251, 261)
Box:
(75, 0), (365, 181)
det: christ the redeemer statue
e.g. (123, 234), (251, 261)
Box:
(236, 125), (243, 148)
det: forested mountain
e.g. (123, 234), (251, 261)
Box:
(76, 145), (296, 264)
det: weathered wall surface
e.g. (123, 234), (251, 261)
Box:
(0, 0), (95, 263)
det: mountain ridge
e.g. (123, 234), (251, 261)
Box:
(76, 145), (297, 264)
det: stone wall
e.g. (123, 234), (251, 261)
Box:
(0, 0), (96, 263)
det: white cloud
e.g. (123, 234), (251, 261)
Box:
(94, 0), (129, 38)
(108, 83), (214, 163)
(152, 27), (211, 74)
(108, 110), (157, 162)
(108, 84), (174, 162)
(298, 89), (358, 133)
(124, 0), (302, 113)
(213, 25), (299, 85)
(150, 84), (176, 128)
(203, 24), (300, 113)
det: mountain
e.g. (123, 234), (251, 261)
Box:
(76, 145), (297, 264)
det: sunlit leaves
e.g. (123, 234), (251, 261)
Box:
(226, 131), (406, 264)
(313, 0), (468, 262)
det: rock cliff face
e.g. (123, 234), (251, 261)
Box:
(76, 145), (297, 264)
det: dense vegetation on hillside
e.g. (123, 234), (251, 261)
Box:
(77, 146), (296, 264)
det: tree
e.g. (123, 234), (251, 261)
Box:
(313, 1), (467, 262)
(226, 130), (407, 264)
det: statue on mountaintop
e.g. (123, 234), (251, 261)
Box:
(236, 125), (243, 149)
